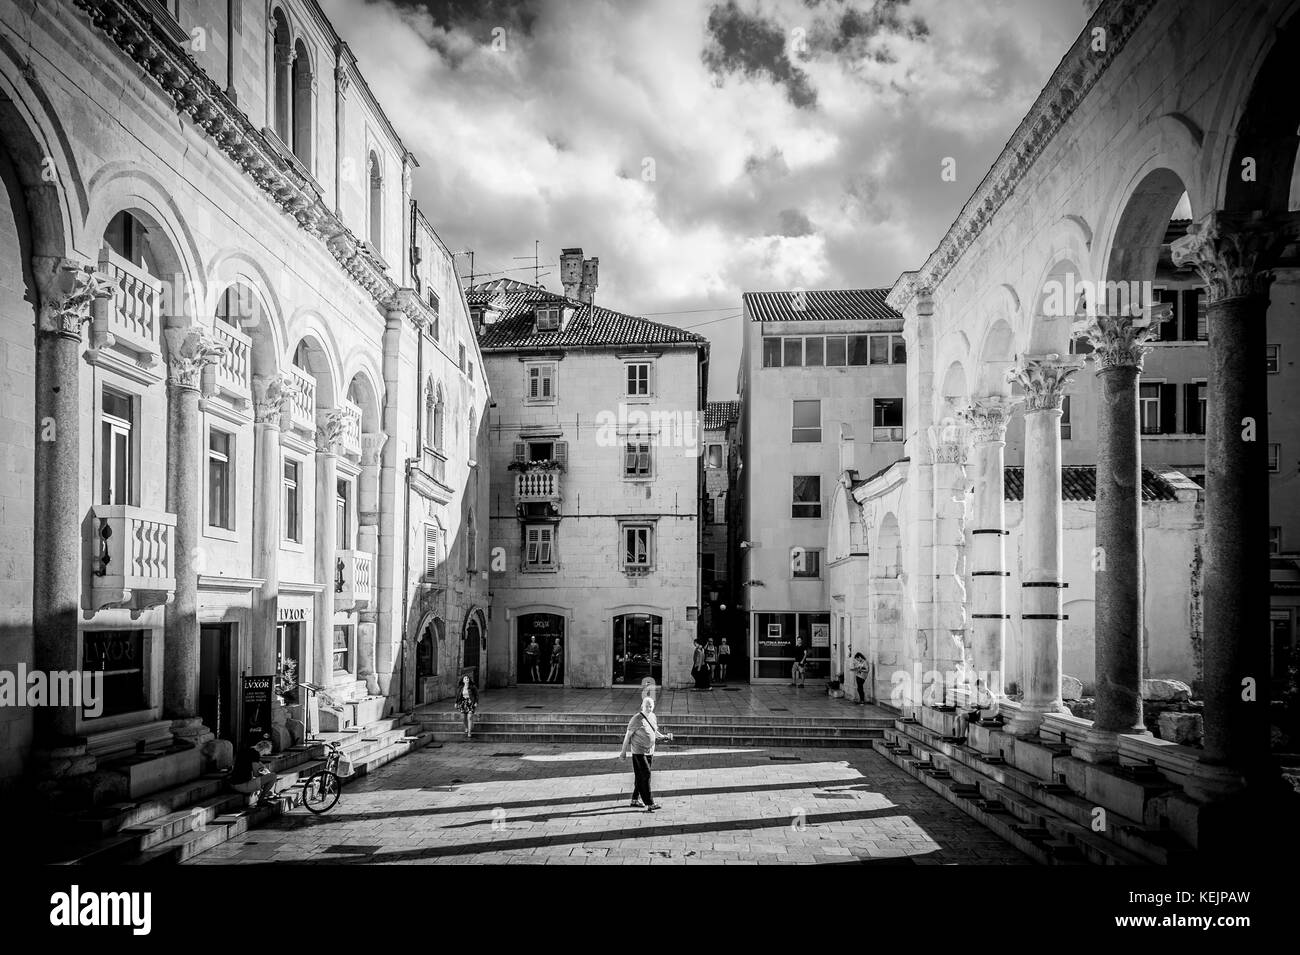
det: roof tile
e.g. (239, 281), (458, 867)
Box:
(743, 288), (899, 323)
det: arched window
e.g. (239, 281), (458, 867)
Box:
(466, 509), (477, 572)
(424, 379), (444, 451)
(291, 39), (314, 169)
(271, 11), (292, 145)
(467, 408), (478, 463)
(368, 150), (383, 253)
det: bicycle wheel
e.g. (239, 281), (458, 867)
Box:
(302, 771), (341, 813)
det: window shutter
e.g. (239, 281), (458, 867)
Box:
(639, 450), (651, 474)
(1184, 383), (1200, 435)
(514, 442), (527, 463)
(1181, 290), (1198, 341)
(554, 441), (568, 467)
(424, 525), (439, 577)
(1160, 383), (1178, 434)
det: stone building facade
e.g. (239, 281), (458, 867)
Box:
(0, 0), (487, 794)
(470, 270), (709, 690)
(699, 400), (738, 652)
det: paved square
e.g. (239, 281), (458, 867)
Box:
(186, 740), (1031, 865)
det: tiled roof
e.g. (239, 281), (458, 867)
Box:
(1003, 466), (1180, 503)
(704, 400), (740, 430)
(468, 279), (707, 350)
(743, 288), (900, 322)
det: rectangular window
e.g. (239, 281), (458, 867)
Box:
(458, 343), (466, 371)
(1186, 382), (1206, 435)
(282, 459), (301, 543)
(848, 335), (871, 365)
(783, 337), (803, 368)
(705, 444), (723, 469)
(1268, 443), (1281, 473)
(424, 524), (440, 578)
(207, 429), (232, 529)
(336, 479), (351, 549)
(83, 630), (147, 719)
(536, 306), (560, 331)
(100, 388), (134, 506)
(623, 524), (653, 572)
(1186, 289), (1206, 341)
(1156, 287), (1179, 342)
(332, 625), (351, 673)
(525, 525), (555, 569)
(526, 363), (556, 401)
(626, 362), (651, 396)
(1060, 395), (1072, 440)
(891, 334), (907, 364)
(872, 398), (904, 441)
(1266, 344), (1280, 374)
(869, 334), (890, 364)
(762, 337), (782, 368)
(825, 335), (847, 366)
(792, 475), (822, 519)
(792, 399), (821, 443)
(713, 492), (727, 524)
(804, 336), (824, 366)
(276, 622), (301, 703)
(1270, 526), (1283, 556)
(624, 439), (653, 479)
(1139, 383), (1162, 434)
(792, 548), (822, 579)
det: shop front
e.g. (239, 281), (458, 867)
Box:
(751, 611), (832, 683)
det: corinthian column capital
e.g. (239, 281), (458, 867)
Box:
(958, 394), (1024, 444)
(165, 327), (226, 391)
(1171, 210), (1300, 304)
(1008, 354), (1084, 413)
(315, 407), (353, 454)
(1071, 310), (1163, 371)
(253, 372), (299, 426)
(33, 256), (114, 337)
(360, 431), (388, 466)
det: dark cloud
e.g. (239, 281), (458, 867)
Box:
(702, 1), (819, 109)
(775, 208), (816, 236)
(389, 0), (540, 34)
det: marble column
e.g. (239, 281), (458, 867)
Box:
(312, 409), (348, 688)
(164, 327), (225, 742)
(251, 373), (297, 676)
(1072, 309), (1161, 761)
(357, 431), (387, 694)
(31, 258), (112, 746)
(958, 395), (1022, 711)
(926, 411), (973, 703)
(1005, 354), (1083, 737)
(1172, 210), (1300, 796)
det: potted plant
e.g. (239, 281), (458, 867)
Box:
(276, 657), (298, 704)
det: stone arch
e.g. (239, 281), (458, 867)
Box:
(207, 256), (285, 381)
(285, 309), (342, 408)
(938, 359), (968, 423)
(873, 512), (901, 579)
(288, 331), (338, 412)
(976, 318), (1017, 396)
(344, 368), (382, 433)
(1026, 253), (1090, 355)
(1100, 166), (1194, 313)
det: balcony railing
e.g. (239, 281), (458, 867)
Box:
(341, 398), (363, 459)
(212, 320), (252, 404)
(286, 365), (317, 433)
(88, 504), (177, 612)
(422, 447), (447, 485)
(335, 549), (373, 608)
(95, 246), (163, 361)
(516, 468), (562, 502)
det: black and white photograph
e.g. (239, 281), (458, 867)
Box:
(0, 0), (1296, 933)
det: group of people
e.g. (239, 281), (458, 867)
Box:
(690, 636), (731, 690)
(522, 635), (564, 683)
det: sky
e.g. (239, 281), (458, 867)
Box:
(321, 0), (1090, 397)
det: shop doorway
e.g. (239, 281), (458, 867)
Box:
(612, 613), (662, 686)
(517, 612), (564, 684)
(416, 619), (441, 704)
(199, 623), (236, 743)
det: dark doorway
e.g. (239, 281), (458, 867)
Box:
(613, 613), (662, 686)
(199, 624), (236, 743)
(416, 620), (440, 704)
(464, 614), (483, 688)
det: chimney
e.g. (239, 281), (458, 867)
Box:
(579, 256), (598, 305)
(560, 248), (583, 299)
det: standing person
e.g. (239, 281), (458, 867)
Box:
(850, 652), (870, 705)
(718, 637), (731, 683)
(619, 695), (673, 811)
(692, 639), (712, 691)
(704, 638), (719, 683)
(454, 674), (478, 739)
(791, 640), (808, 687)
(547, 638), (564, 684)
(524, 635), (541, 683)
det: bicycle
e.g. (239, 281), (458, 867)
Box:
(301, 741), (346, 814)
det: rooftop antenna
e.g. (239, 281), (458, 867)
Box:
(512, 239), (541, 287)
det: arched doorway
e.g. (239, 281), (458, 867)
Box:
(415, 618), (442, 704)
(612, 613), (662, 686)
(517, 612), (564, 685)
(463, 611), (485, 688)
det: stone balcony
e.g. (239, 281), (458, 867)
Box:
(516, 467), (562, 503)
(335, 548), (373, 609)
(286, 365), (317, 434)
(340, 398), (363, 460)
(87, 504), (177, 613)
(87, 246), (163, 377)
(211, 320), (252, 407)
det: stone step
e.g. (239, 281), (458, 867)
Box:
(120, 793), (247, 851)
(416, 710), (892, 729)
(419, 718), (884, 739)
(423, 730), (882, 748)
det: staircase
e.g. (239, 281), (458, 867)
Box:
(37, 715), (434, 865)
(416, 710), (893, 748)
(875, 719), (1197, 865)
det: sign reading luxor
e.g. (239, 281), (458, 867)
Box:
(0, 665), (103, 718)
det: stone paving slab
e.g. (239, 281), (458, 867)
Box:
(185, 742), (1031, 866)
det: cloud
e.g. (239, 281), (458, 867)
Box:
(320, 0), (1085, 396)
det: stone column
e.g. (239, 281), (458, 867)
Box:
(31, 259), (111, 747)
(1071, 310), (1161, 761)
(1005, 354), (1083, 737)
(958, 395), (1022, 710)
(312, 409), (348, 687)
(357, 431), (387, 694)
(926, 411), (973, 703)
(164, 327), (226, 743)
(273, 41), (293, 142)
(251, 373), (297, 676)
(376, 303), (410, 705)
(1171, 210), (1300, 796)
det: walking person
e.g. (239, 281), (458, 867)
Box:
(619, 695), (673, 811)
(524, 635), (541, 683)
(704, 637), (719, 683)
(850, 652), (870, 705)
(547, 637), (564, 684)
(718, 637), (731, 683)
(791, 640), (808, 687)
(454, 673), (478, 739)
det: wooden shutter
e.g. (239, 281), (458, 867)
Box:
(424, 525), (439, 577)
(1160, 383), (1178, 434)
(1184, 383), (1202, 434)
(553, 441), (568, 468)
(513, 442), (527, 463)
